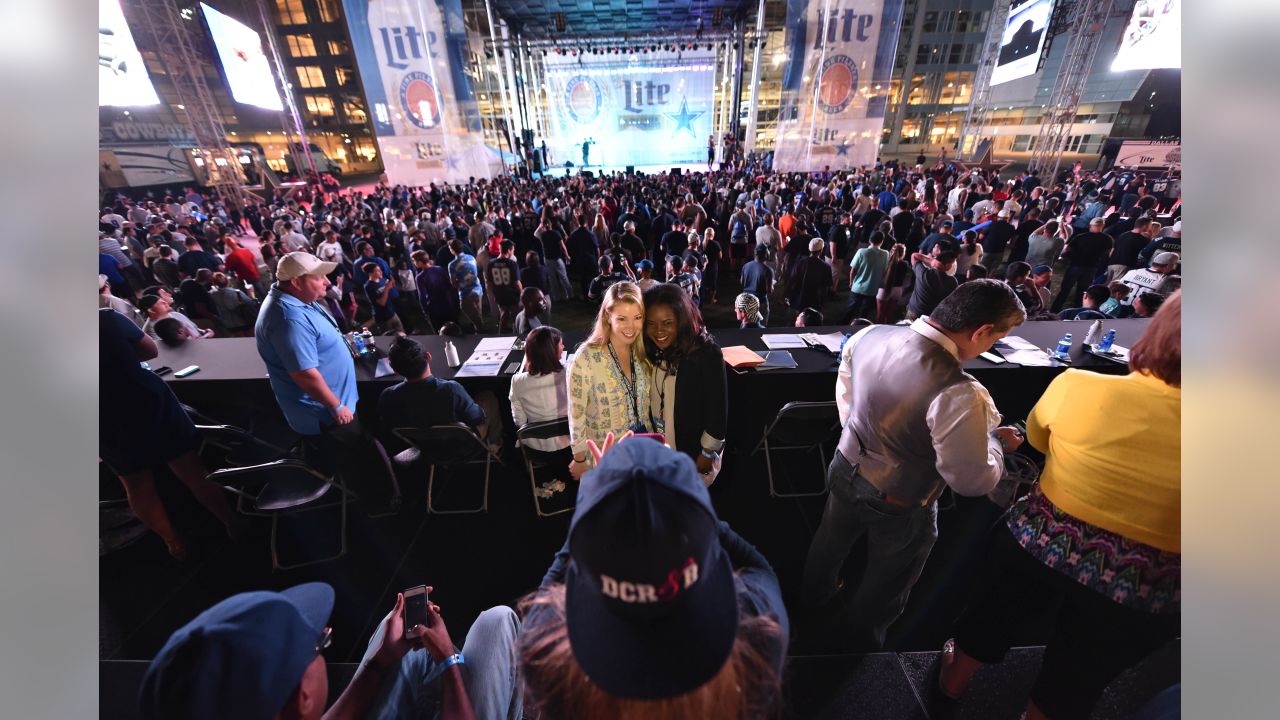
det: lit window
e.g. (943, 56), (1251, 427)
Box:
(285, 34), (317, 57)
(296, 66), (326, 89)
(328, 40), (350, 56)
(316, 0), (340, 23)
(275, 0), (306, 24)
(304, 95), (335, 117)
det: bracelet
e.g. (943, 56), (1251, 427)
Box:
(440, 653), (465, 670)
(572, 455), (587, 464)
(700, 449), (719, 460)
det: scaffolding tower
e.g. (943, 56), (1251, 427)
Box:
(955, 0), (1012, 160)
(131, 0), (254, 209)
(1026, 0), (1117, 180)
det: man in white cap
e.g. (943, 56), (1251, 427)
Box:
(1118, 252), (1181, 307)
(256, 252), (400, 509)
(787, 237), (834, 317)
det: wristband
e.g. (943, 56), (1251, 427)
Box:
(572, 455), (587, 464)
(440, 653), (465, 670)
(331, 404), (347, 414)
(700, 449), (719, 460)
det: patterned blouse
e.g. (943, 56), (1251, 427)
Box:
(1006, 485), (1180, 615)
(567, 342), (652, 461)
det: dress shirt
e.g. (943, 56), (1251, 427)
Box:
(836, 317), (1005, 497)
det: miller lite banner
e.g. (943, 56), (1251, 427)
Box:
(542, 49), (717, 169)
(343, 0), (499, 183)
(774, 0), (904, 171)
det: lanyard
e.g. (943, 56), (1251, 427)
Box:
(606, 341), (641, 428)
(652, 363), (674, 434)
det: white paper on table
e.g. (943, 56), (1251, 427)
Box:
(454, 361), (504, 377)
(1087, 344), (1130, 363)
(761, 334), (807, 349)
(374, 358), (397, 378)
(999, 335), (1040, 352)
(467, 350), (510, 364)
(474, 336), (517, 353)
(801, 332), (846, 353)
(1001, 349), (1056, 367)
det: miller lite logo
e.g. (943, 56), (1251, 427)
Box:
(564, 75), (604, 125)
(399, 71), (441, 129)
(817, 55), (859, 115)
(600, 557), (699, 603)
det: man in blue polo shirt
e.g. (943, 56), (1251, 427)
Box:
(256, 252), (399, 508)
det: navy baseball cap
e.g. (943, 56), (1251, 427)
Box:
(565, 439), (738, 699)
(139, 583), (335, 720)
(1032, 264), (1053, 275)
(635, 259), (654, 272)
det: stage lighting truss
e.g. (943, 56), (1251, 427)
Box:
(483, 30), (764, 61)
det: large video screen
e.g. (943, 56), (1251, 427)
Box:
(1111, 0), (1181, 71)
(542, 50), (717, 169)
(990, 0), (1057, 86)
(200, 3), (284, 111)
(99, 0), (160, 107)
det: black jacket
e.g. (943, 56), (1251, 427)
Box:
(660, 342), (727, 461)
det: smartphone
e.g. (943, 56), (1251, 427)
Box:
(152, 366), (173, 377)
(174, 365), (201, 378)
(979, 350), (1006, 364)
(402, 585), (430, 635)
(632, 432), (666, 445)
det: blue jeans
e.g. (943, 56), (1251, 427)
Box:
(360, 606), (523, 720)
(802, 451), (939, 648)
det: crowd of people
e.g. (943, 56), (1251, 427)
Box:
(101, 157), (1181, 719)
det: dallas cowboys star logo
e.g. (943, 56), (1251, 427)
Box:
(444, 154), (461, 171)
(667, 98), (704, 136)
(834, 140), (851, 156)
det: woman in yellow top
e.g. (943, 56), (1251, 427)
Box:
(938, 291), (1181, 720)
(567, 282), (651, 480)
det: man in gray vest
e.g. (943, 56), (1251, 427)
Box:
(803, 279), (1028, 648)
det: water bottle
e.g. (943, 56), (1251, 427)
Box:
(1098, 329), (1116, 353)
(444, 340), (462, 367)
(361, 327), (375, 356)
(1084, 320), (1103, 347)
(351, 332), (367, 356)
(1055, 333), (1073, 356)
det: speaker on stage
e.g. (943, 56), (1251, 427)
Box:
(671, 167), (682, 176)
(626, 165), (635, 175)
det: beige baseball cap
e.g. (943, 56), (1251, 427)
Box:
(276, 252), (337, 281)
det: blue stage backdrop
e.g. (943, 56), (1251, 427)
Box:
(542, 49), (717, 169)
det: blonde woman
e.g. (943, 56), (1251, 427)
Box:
(567, 281), (651, 480)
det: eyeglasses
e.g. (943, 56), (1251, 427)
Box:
(315, 626), (333, 655)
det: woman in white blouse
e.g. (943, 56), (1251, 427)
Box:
(510, 326), (571, 457)
(567, 281), (650, 479)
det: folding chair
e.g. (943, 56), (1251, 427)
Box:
(208, 458), (353, 571)
(751, 401), (841, 498)
(516, 418), (574, 517)
(394, 424), (501, 514)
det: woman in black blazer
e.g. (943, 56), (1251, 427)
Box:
(642, 283), (727, 484)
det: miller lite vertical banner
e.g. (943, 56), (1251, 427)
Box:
(343, 0), (499, 183)
(542, 50), (717, 169)
(774, 0), (904, 171)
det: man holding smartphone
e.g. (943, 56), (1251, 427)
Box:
(140, 582), (523, 720)
(256, 252), (399, 510)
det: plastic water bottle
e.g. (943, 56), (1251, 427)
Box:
(1098, 329), (1116, 353)
(1084, 320), (1103, 347)
(361, 327), (375, 354)
(1055, 333), (1073, 356)
(351, 332), (367, 356)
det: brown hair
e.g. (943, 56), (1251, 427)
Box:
(518, 584), (783, 720)
(1128, 289), (1180, 387)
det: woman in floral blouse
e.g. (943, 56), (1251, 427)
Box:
(937, 291), (1181, 720)
(567, 281), (651, 480)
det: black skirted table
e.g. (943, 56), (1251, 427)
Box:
(152, 319), (1149, 444)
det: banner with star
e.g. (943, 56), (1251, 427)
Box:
(773, 0), (905, 172)
(542, 49), (716, 169)
(343, 0), (500, 183)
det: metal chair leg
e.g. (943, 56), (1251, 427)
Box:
(270, 486), (349, 571)
(426, 463), (489, 515)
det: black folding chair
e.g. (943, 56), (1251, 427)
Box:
(516, 418), (574, 517)
(393, 424), (501, 515)
(751, 401), (841, 498)
(208, 459), (353, 571)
